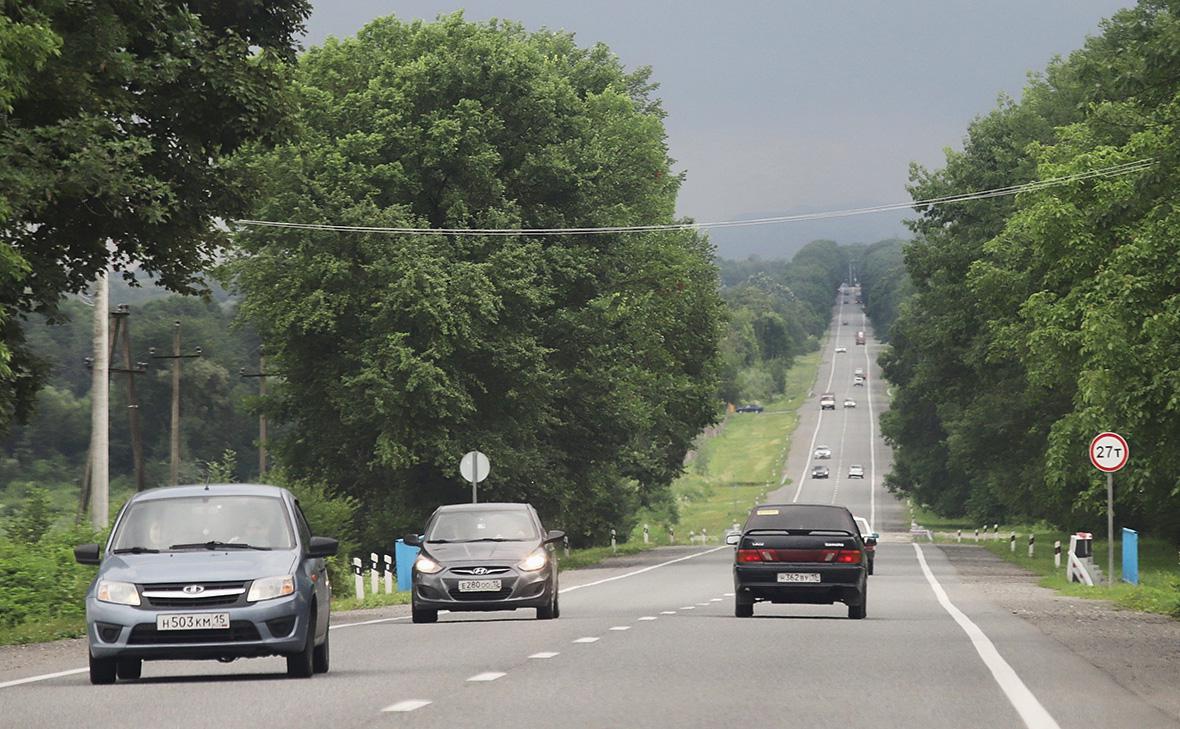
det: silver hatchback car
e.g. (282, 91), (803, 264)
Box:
(74, 484), (337, 684)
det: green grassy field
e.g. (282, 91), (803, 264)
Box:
(914, 506), (1180, 619)
(630, 351), (822, 545)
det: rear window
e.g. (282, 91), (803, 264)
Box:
(743, 505), (855, 533)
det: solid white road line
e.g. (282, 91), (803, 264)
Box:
(559, 546), (727, 595)
(529, 652), (560, 659)
(0, 668), (88, 690)
(467, 672), (506, 682)
(913, 544), (1061, 729)
(332, 615), (413, 630)
(792, 299), (845, 498)
(609, 626), (631, 631)
(864, 311), (878, 528)
(383, 700), (433, 713)
(572, 637), (600, 644)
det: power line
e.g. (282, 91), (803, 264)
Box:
(233, 158), (1155, 237)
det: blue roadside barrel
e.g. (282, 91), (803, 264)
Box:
(394, 539), (419, 592)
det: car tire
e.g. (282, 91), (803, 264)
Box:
(287, 613), (316, 678)
(89, 651), (117, 685)
(848, 585), (868, 620)
(411, 605), (438, 624)
(116, 658), (141, 680)
(312, 621), (330, 674)
(735, 594), (754, 618)
(537, 592), (557, 620)
(868, 558), (875, 576)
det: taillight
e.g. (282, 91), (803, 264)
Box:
(834, 550), (861, 564)
(736, 549), (763, 563)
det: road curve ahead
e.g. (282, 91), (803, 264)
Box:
(1, 296), (1176, 729)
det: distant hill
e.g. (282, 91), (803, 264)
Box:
(705, 206), (910, 260)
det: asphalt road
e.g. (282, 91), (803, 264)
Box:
(3, 293), (1176, 729)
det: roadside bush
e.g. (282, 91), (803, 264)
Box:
(0, 524), (103, 632)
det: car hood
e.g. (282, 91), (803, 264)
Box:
(99, 550), (299, 584)
(423, 541), (537, 563)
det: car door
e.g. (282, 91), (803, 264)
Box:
(293, 501), (329, 637)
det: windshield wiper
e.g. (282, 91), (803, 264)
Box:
(112, 546), (159, 554)
(169, 541), (271, 551)
(466, 537), (524, 542)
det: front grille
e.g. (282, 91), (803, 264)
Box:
(146, 594), (242, 608)
(450, 567), (511, 576)
(140, 581), (247, 609)
(141, 581), (247, 592)
(128, 621), (260, 645)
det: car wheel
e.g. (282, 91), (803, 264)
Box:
(89, 651), (117, 685)
(115, 658), (141, 680)
(411, 604), (438, 624)
(868, 557), (875, 576)
(735, 594), (754, 618)
(848, 584), (868, 620)
(287, 612), (316, 678)
(537, 588), (559, 620)
(312, 622), (330, 674)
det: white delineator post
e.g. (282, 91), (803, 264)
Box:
(1009, 532), (1016, 553)
(352, 557), (364, 600)
(1028, 534), (1035, 558)
(957, 529), (962, 543)
(975, 528), (979, 542)
(383, 554), (393, 594)
(370, 552), (379, 595)
(993, 523), (999, 541)
(643, 524), (649, 545)
(1054, 540), (1062, 569)
(610, 528), (617, 554)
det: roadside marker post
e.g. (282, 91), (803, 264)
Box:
(1054, 540), (1062, 569)
(1028, 534), (1035, 559)
(975, 528), (979, 542)
(993, 523), (999, 541)
(369, 552), (379, 596)
(383, 554), (393, 594)
(610, 528), (617, 554)
(352, 557), (364, 600)
(563, 535), (570, 558)
(643, 524), (649, 545)
(669, 527), (675, 544)
(1009, 532), (1016, 553)
(957, 529), (962, 543)
(1089, 431), (1129, 586)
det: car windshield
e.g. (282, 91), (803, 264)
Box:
(110, 495), (295, 551)
(426, 509), (539, 542)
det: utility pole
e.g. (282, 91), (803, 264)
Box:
(86, 272), (110, 529)
(150, 322), (201, 486)
(108, 304), (148, 491)
(240, 349), (275, 479)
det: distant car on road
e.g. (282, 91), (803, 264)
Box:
(813, 445), (832, 459)
(74, 483), (339, 684)
(728, 504), (870, 619)
(843, 398), (856, 408)
(835, 346), (847, 353)
(842, 320), (849, 325)
(854, 516), (879, 575)
(811, 465), (830, 479)
(848, 465), (865, 479)
(735, 404), (764, 413)
(820, 393), (836, 410)
(853, 376), (865, 387)
(854, 368), (865, 378)
(404, 503), (565, 623)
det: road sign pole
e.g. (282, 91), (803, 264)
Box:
(1107, 471), (1114, 586)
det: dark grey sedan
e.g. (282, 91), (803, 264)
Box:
(404, 503), (565, 623)
(74, 484), (337, 684)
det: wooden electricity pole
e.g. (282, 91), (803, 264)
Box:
(240, 350), (274, 479)
(107, 305), (148, 491)
(150, 321), (201, 486)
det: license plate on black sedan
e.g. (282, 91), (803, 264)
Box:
(156, 613), (230, 631)
(777, 573), (821, 583)
(457, 579), (502, 592)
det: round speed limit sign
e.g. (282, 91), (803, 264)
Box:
(1089, 432), (1129, 472)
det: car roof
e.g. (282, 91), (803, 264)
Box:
(129, 483), (289, 502)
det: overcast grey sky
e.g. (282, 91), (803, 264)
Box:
(303, 1), (1132, 258)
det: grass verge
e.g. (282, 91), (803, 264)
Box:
(913, 506), (1180, 619)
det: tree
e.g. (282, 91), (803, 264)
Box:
(228, 14), (724, 544)
(0, 0), (311, 435)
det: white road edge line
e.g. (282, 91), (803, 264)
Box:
(0, 668), (88, 690)
(383, 700), (433, 713)
(864, 310), (877, 528)
(913, 544), (1061, 729)
(559, 546), (726, 594)
(332, 615), (413, 629)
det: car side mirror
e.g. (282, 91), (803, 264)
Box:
(725, 533), (741, 546)
(545, 529), (566, 544)
(403, 533), (422, 547)
(864, 536), (878, 547)
(74, 543), (101, 565)
(307, 536), (338, 558)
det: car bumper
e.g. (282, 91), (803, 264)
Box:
(85, 592), (310, 660)
(413, 565), (555, 612)
(734, 564), (865, 605)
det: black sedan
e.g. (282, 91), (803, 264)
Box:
(811, 465), (830, 479)
(404, 503), (565, 623)
(726, 504), (872, 619)
(735, 404), (764, 413)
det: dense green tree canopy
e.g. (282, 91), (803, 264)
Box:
(229, 14), (724, 544)
(881, 0), (1180, 539)
(0, 0), (310, 433)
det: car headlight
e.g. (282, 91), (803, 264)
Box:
(96, 580), (140, 606)
(415, 554), (443, 574)
(517, 549), (548, 572)
(247, 575), (295, 602)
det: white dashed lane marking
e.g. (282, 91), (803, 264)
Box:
(383, 700), (432, 713)
(661, 610), (677, 615)
(573, 637), (600, 644)
(610, 626), (631, 631)
(529, 652), (559, 659)
(467, 672), (506, 682)
(637, 616), (658, 621)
